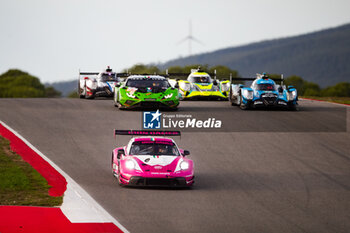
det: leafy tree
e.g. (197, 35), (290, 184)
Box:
(0, 69), (29, 78)
(208, 65), (239, 80)
(67, 91), (79, 98)
(123, 64), (160, 74)
(167, 66), (186, 73)
(284, 76), (305, 94)
(321, 82), (350, 97)
(45, 86), (62, 98)
(0, 69), (61, 98)
(303, 82), (321, 96)
(1, 86), (45, 98)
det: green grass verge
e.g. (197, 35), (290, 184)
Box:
(302, 96), (350, 105)
(0, 136), (62, 206)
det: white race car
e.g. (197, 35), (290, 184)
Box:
(78, 66), (126, 99)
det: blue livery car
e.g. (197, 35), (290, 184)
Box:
(229, 73), (298, 110)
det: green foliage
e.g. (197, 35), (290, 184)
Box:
(303, 82), (321, 96)
(124, 64), (160, 74)
(45, 86), (62, 98)
(0, 136), (62, 206)
(67, 91), (79, 98)
(167, 66), (186, 73)
(284, 76), (305, 93)
(208, 65), (238, 80)
(321, 82), (350, 97)
(284, 75), (321, 96)
(1, 69), (29, 78)
(1, 86), (45, 98)
(0, 69), (61, 98)
(285, 75), (350, 97)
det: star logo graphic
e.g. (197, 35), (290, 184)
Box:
(150, 110), (161, 122)
(143, 110), (162, 129)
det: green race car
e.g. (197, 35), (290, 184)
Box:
(114, 75), (180, 110)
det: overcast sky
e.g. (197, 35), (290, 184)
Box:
(1, 0), (350, 83)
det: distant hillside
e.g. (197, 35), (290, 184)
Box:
(46, 80), (76, 97)
(161, 23), (350, 87)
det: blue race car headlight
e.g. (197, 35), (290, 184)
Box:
(242, 89), (254, 100)
(287, 90), (297, 101)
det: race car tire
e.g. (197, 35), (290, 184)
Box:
(230, 90), (237, 106)
(78, 81), (85, 98)
(118, 176), (123, 186)
(79, 87), (85, 99)
(168, 106), (179, 111)
(113, 92), (118, 107)
(116, 102), (127, 110)
(117, 166), (124, 186)
(288, 103), (297, 111)
(112, 154), (124, 186)
(114, 98), (118, 107)
(239, 95), (249, 110)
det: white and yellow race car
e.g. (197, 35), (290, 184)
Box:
(168, 68), (230, 100)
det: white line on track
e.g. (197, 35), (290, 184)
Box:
(0, 120), (129, 233)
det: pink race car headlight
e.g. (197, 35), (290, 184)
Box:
(125, 160), (135, 170)
(124, 159), (142, 171)
(180, 161), (189, 170)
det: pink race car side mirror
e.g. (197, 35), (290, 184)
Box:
(183, 150), (190, 156)
(117, 149), (125, 159)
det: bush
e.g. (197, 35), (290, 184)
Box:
(321, 82), (350, 97)
(45, 86), (62, 98)
(0, 69), (61, 98)
(123, 64), (160, 74)
(67, 91), (79, 98)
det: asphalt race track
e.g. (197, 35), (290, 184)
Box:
(0, 98), (349, 233)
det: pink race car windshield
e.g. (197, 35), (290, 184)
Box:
(129, 140), (180, 156)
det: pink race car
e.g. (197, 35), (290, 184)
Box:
(111, 130), (194, 187)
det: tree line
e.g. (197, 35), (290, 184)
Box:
(0, 69), (61, 98)
(283, 75), (350, 97)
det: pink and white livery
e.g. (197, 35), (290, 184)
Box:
(111, 130), (194, 187)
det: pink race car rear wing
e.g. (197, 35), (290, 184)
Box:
(114, 130), (181, 137)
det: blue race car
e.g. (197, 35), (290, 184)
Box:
(229, 73), (298, 110)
